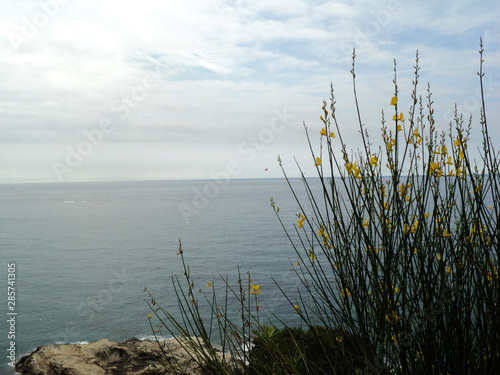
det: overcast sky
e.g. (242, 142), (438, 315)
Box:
(0, 0), (499, 183)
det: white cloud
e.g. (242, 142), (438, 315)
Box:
(0, 0), (499, 183)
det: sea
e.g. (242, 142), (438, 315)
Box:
(0, 178), (314, 374)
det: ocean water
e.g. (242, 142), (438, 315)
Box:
(0, 178), (313, 374)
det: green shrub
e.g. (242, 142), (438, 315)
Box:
(272, 39), (499, 374)
(249, 325), (364, 374)
(146, 39), (499, 374)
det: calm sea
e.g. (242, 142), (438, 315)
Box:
(0, 178), (313, 374)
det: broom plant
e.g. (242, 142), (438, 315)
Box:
(272, 38), (499, 374)
(146, 39), (499, 374)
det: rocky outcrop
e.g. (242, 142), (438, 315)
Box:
(15, 337), (231, 375)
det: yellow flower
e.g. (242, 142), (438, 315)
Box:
(385, 311), (399, 325)
(486, 268), (498, 284)
(411, 220), (419, 234)
(346, 161), (361, 179)
(397, 124), (402, 132)
(454, 138), (462, 147)
(390, 97), (398, 105)
(398, 183), (410, 197)
(309, 249), (316, 260)
(410, 134), (422, 146)
(318, 226), (325, 236)
(250, 284), (260, 295)
(206, 281), (213, 287)
(429, 162), (443, 177)
(148, 314), (152, 319)
(443, 229), (451, 238)
(403, 223), (410, 235)
(416, 349), (424, 362)
(437, 253), (442, 261)
(386, 141), (393, 152)
(297, 214), (305, 228)
(392, 113), (404, 122)
(340, 288), (351, 297)
(429, 161), (439, 171)
(314, 157), (321, 166)
(294, 304), (300, 311)
(320, 128), (327, 136)
(329, 132), (336, 138)
(362, 218), (369, 229)
(369, 154), (378, 166)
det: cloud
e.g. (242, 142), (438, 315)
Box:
(0, 0), (499, 183)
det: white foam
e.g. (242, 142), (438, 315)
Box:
(136, 334), (173, 342)
(52, 341), (89, 345)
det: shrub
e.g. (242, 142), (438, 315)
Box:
(272, 39), (499, 374)
(146, 39), (499, 374)
(249, 325), (364, 374)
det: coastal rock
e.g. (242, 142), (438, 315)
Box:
(15, 337), (226, 375)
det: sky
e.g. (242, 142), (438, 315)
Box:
(0, 0), (499, 183)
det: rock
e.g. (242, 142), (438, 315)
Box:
(15, 337), (234, 375)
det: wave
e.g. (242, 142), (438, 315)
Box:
(136, 334), (174, 342)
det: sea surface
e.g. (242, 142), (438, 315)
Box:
(0, 178), (315, 374)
